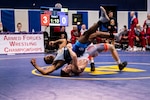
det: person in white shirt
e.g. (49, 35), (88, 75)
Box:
(15, 22), (22, 33)
(80, 24), (87, 35)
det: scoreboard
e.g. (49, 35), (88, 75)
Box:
(40, 7), (68, 26)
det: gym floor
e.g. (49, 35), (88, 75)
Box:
(0, 51), (150, 100)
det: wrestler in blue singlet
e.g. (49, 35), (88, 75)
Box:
(72, 41), (91, 57)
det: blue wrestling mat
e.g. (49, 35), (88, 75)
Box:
(0, 51), (150, 100)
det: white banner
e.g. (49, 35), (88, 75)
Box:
(0, 34), (44, 54)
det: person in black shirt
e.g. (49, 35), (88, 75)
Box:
(60, 26), (68, 40)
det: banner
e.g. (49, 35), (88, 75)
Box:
(0, 34), (44, 54)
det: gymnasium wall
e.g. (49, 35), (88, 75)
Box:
(0, 0), (147, 11)
(0, 9), (148, 39)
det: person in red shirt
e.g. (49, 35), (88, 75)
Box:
(128, 11), (139, 51)
(70, 26), (81, 44)
(143, 13), (150, 46)
(134, 24), (146, 51)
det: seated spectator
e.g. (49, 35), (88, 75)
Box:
(70, 25), (81, 44)
(120, 25), (129, 50)
(60, 26), (68, 40)
(134, 24), (146, 51)
(0, 22), (8, 32)
(143, 13), (150, 46)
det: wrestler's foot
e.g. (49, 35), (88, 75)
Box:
(114, 31), (125, 42)
(99, 6), (110, 23)
(118, 61), (127, 71)
(90, 63), (95, 71)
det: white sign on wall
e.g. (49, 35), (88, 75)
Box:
(0, 34), (44, 54)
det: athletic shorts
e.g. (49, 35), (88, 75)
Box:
(85, 43), (109, 57)
(72, 41), (90, 57)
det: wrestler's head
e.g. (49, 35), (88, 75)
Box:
(44, 54), (55, 64)
(60, 64), (72, 77)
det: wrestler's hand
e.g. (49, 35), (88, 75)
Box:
(49, 41), (55, 46)
(66, 43), (72, 49)
(31, 58), (37, 66)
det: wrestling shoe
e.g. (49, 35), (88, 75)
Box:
(99, 6), (110, 23)
(90, 63), (95, 71)
(118, 61), (127, 71)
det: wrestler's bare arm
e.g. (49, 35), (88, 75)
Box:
(49, 39), (67, 49)
(31, 58), (56, 75)
(31, 58), (65, 75)
(88, 31), (110, 42)
(66, 46), (78, 67)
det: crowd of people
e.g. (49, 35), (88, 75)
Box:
(70, 11), (150, 52)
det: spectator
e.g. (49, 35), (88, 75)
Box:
(134, 24), (146, 51)
(60, 26), (68, 40)
(107, 10), (117, 45)
(120, 25), (129, 50)
(15, 22), (22, 33)
(0, 22), (8, 32)
(70, 25), (81, 44)
(128, 11), (139, 51)
(143, 13), (150, 46)
(130, 11), (138, 32)
(108, 19), (117, 33)
(108, 10), (117, 28)
(80, 24), (87, 35)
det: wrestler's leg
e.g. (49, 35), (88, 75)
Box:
(89, 56), (95, 71)
(78, 6), (110, 43)
(101, 43), (127, 71)
(86, 43), (127, 71)
(106, 44), (121, 64)
(89, 30), (125, 42)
